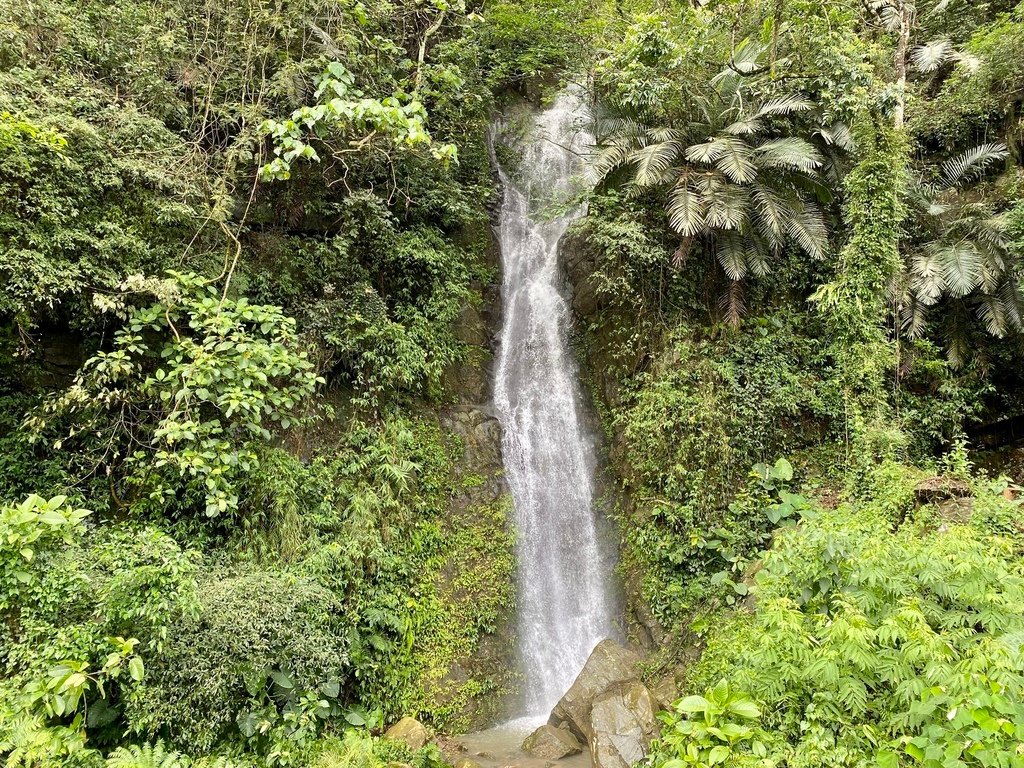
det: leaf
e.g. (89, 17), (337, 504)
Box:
(678, 695), (711, 714)
(128, 656), (144, 682)
(772, 458), (793, 481)
(270, 670), (294, 689)
(708, 746), (731, 765)
(727, 698), (761, 719)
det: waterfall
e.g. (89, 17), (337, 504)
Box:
(492, 89), (618, 719)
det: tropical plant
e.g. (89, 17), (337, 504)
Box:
(895, 142), (1018, 363)
(25, 272), (322, 518)
(597, 39), (847, 322)
(0, 494), (90, 616)
(105, 740), (187, 768)
(650, 678), (768, 768)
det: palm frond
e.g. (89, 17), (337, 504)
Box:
(756, 137), (823, 173)
(632, 140), (683, 186)
(755, 95), (814, 119)
(784, 204), (828, 260)
(716, 233), (749, 280)
(911, 40), (954, 73)
(666, 181), (707, 237)
(751, 183), (790, 251)
(719, 279), (747, 327)
(940, 143), (1009, 188)
(704, 183), (750, 231)
(723, 118), (764, 136)
(909, 249), (945, 305)
(935, 241), (984, 297)
(815, 123), (855, 152)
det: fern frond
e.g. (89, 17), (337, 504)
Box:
(105, 741), (187, 768)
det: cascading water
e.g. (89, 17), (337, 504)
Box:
(492, 89), (619, 720)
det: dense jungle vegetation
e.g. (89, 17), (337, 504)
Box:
(1, 0), (1023, 767)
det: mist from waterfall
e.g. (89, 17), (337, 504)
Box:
(491, 89), (619, 719)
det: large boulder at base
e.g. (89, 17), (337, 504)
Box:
(522, 724), (583, 760)
(548, 639), (641, 741)
(588, 681), (658, 768)
(384, 717), (429, 750)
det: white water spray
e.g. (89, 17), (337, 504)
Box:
(492, 89), (618, 719)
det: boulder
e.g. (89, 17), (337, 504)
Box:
(522, 724), (583, 760)
(588, 681), (658, 768)
(456, 760), (484, 768)
(548, 639), (641, 741)
(384, 717), (429, 750)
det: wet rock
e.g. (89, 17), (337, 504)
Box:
(384, 717), (429, 750)
(548, 639), (642, 741)
(522, 724), (583, 760)
(456, 759), (484, 768)
(650, 676), (680, 712)
(588, 680), (658, 768)
(914, 476), (971, 503)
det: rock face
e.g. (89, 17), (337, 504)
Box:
(588, 681), (658, 768)
(548, 639), (642, 741)
(522, 724), (583, 760)
(384, 717), (429, 750)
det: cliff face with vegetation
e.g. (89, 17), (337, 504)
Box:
(3, 0), (1024, 767)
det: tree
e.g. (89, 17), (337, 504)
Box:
(596, 39), (847, 323)
(894, 142), (1018, 364)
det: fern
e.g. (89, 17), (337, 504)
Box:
(105, 741), (188, 768)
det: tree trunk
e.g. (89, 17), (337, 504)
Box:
(893, 1), (915, 129)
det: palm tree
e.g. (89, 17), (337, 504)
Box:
(595, 39), (847, 323)
(894, 142), (1018, 365)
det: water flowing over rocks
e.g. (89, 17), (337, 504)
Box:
(491, 86), (620, 719)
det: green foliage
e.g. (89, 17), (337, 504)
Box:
(651, 679), (768, 768)
(27, 273), (321, 518)
(614, 315), (838, 625)
(672, 465), (1024, 768)
(260, 62), (457, 182)
(127, 569), (347, 756)
(0, 493), (89, 616)
(597, 37), (844, 319)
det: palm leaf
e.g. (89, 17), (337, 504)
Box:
(751, 183), (789, 250)
(940, 143), (1009, 188)
(632, 140), (683, 186)
(935, 241), (984, 297)
(784, 204), (828, 260)
(667, 181), (707, 237)
(815, 123), (855, 152)
(716, 233), (749, 280)
(704, 183), (750, 231)
(755, 95), (814, 119)
(910, 40), (954, 73)
(756, 137), (823, 173)
(909, 249), (945, 305)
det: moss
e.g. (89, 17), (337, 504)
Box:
(413, 494), (517, 731)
